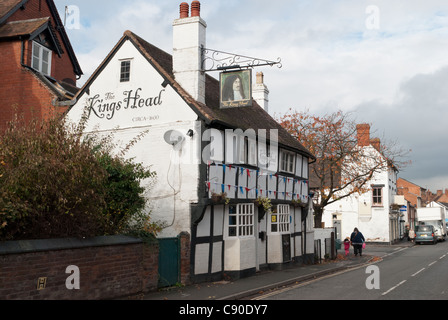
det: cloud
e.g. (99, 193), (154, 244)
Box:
(57, 0), (175, 86)
(353, 66), (448, 190)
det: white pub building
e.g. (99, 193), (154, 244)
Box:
(67, 1), (315, 284)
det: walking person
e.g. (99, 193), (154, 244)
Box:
(344, 237), (351, 256)
(350, 228), (365, 256)
(408, 228), (415, 243)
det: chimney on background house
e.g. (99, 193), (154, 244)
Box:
(172, 1), (207, 104)
(252, 72), (270, 113)
(370, 137), (381, 152)
(356, 123), (371, 147)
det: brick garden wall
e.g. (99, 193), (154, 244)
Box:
(0, 235), (159, 300)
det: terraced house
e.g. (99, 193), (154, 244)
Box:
(66, 1), (315, 285)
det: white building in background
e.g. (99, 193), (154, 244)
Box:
(321, 124), (402, 244)
(66, 1), (315, 283)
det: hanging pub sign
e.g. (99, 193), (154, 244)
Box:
(220, 69), (252, 108)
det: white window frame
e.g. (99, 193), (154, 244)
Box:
(32, 41), (52, 76)
(225, 129), (257, 166)
(227, 203), (254, 238)
(208, 129), (224, 162)
(372, 186), (383, 206)
(279, 150), (296, 174)
(238, 136), (247, 164)
(247, 138), (257, 166)
(120, 60), (131, 82)
(271, 205), (290, 233)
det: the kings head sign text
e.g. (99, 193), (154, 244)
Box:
(86, 88), (165, 120)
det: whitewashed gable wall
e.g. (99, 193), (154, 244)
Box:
(66, 40), (200, 237)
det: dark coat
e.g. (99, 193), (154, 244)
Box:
(350, 231), (365, 245)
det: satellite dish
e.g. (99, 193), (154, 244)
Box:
(163, 130), (185, 151)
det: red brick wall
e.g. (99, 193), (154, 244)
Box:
(0, 41), (67, 132)
(397, 178), (423, 207)
(0, 236), (159, 300)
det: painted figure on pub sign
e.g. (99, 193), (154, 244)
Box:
(220, 69), (252, 108)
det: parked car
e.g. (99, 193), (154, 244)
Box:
(415, 225), (437, 245)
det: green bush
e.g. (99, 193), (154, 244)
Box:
(97, 152), (156, 235)
(0, 114), (156, 241)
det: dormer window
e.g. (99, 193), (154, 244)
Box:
(32, 41), (51, 76)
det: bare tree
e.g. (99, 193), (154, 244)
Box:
(277, 109), (410, 226)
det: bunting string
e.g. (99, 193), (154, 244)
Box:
(205, 164), (309, 201)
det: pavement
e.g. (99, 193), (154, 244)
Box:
(142, 239), (415, 301)
(143, 250), (385, 301)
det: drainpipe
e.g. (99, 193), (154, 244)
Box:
(303, 207), (307, 262)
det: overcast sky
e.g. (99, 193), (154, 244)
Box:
(55, 0), (448, 193)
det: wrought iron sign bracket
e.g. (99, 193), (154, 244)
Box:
(201, 46), (282, 72)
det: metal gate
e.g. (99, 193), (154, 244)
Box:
(158, 237), (180, 288)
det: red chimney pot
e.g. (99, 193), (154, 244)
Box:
(180, 2), (189, 18)
(191, 1), (200, 17)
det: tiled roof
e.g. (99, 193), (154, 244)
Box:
(0, 17), (48, 39)
(0, 0), (26, 23)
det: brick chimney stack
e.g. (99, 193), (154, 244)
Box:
(356, 124), (371, 147)
(173, 1), (207, 103)
(370, 137), (381, 151)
